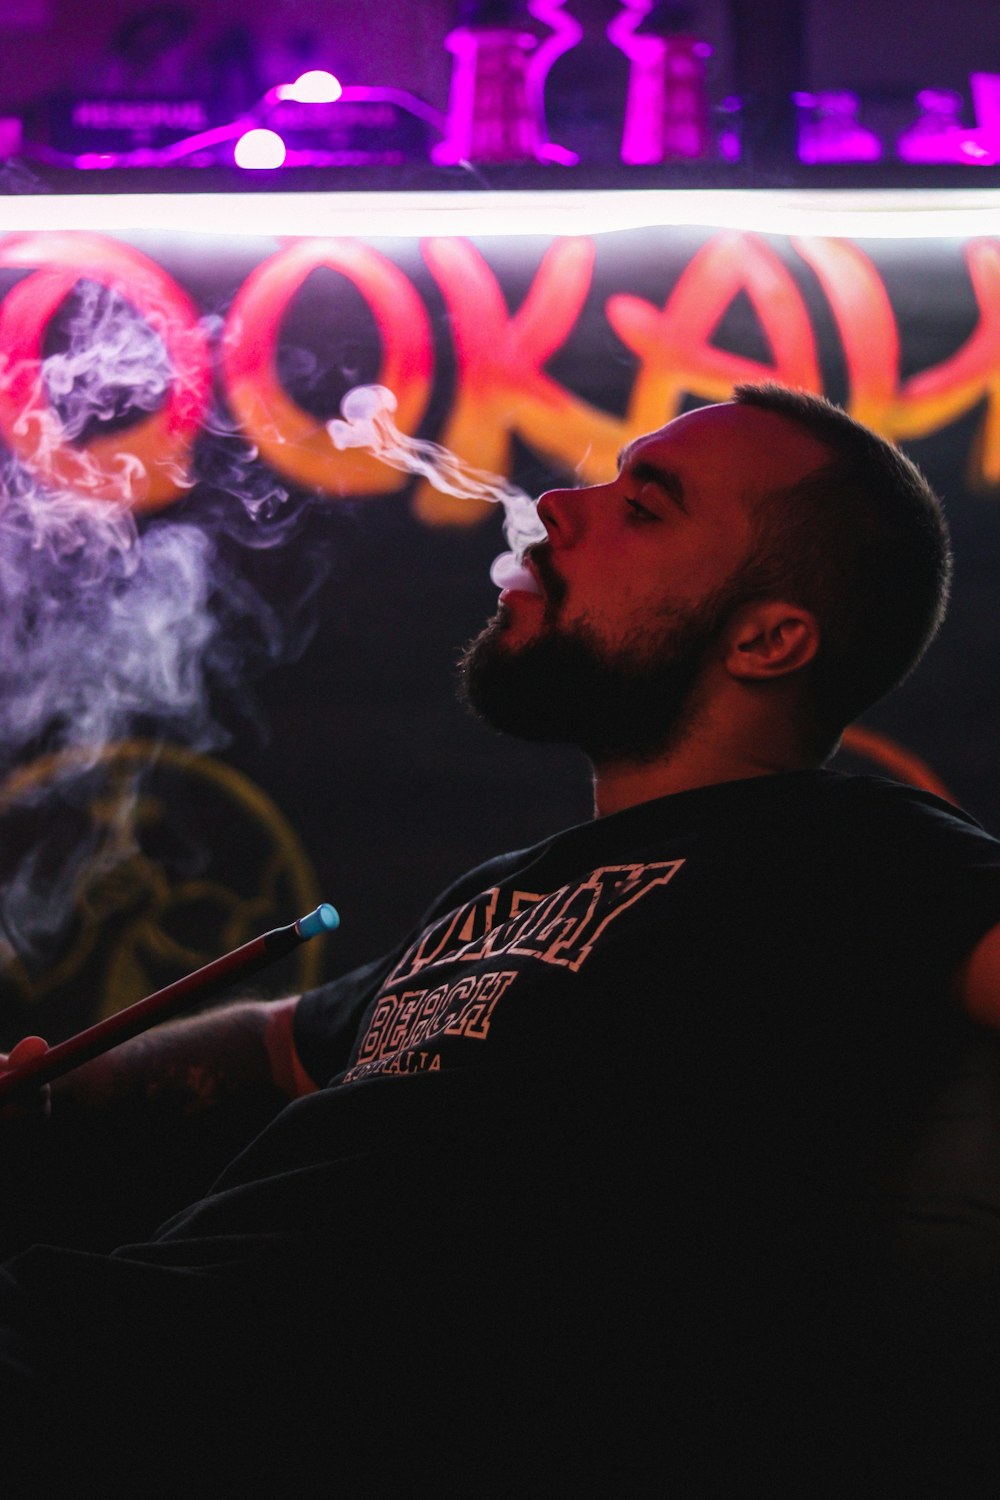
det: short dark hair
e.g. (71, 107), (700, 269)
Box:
(730, 383), (951, 751)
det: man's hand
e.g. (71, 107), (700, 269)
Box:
(0, 997), (314, 1124)
(0, 1035), (51, 1120)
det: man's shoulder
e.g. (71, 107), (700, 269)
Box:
(817, 768), (978, 814)
(684, 767), (995, 840)
(809, 769), (997, 846)
(602, 769), (997, 855)
(718, 769), (1000, 881)
(429, 770), (1000, 927)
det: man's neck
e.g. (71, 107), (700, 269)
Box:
(591, 740), (817, 818)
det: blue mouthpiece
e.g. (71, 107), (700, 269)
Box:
(297, 903), (340, 939)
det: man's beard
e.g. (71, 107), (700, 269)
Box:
(459, 584), (739, 766)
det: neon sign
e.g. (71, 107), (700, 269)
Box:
(2, 225), (1000, 523)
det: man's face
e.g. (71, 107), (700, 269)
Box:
(460, 402), (830, 763)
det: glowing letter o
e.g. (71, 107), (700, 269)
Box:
(221, 238), (432, 496)
(0, 232), (211, 510)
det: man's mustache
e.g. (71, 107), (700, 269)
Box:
(523, 543), (566, 609)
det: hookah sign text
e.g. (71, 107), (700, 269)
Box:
(0, 228), (997, 521)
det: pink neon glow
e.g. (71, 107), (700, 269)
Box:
(234, 128), (287, 169)
(433, 0), (580, 166)
(432, 27), (537, 164)
(971, 72), (1000, 141)
(607, 3), (712, 164)
(793, 91), (881, 165)
(897, 88), (998, 164)
(275, 70), (343, 104)
(525, 0), (582, 165)
(717, 95), (741, 162)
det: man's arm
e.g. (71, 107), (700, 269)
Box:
(1, 996), (317, 1119)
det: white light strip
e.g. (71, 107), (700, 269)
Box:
(1, 187), (1000, 240)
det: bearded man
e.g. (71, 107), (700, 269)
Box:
(3, 384), (1000, 1492)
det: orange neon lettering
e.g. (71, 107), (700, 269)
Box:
(604, 231), (822, 481)
(0, 232), (211, 509)
(795, 236), (1000, 485)
(790, 237), (900, 431)
(894, 239), (1000, 484)
(419, 236), (622, 520)
(221, 238), (432, 495)
(5, 227), (998, 517)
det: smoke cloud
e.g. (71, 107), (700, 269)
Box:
(328, 384), (546, 561)
(44, 279), (174, 443)
(0, 282), (311, 979)
(0, 312), (543, 988)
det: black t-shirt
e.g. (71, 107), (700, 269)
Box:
(9, 770), (1000, 1491)
(290, 767), (1000, 1147)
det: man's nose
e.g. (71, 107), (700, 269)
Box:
(536, 485), (597, 546)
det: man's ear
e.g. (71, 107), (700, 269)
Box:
(723, 601), (820, 682)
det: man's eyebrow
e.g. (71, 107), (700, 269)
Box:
(616, 447), (688, 512)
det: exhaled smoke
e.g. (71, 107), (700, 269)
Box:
(0, 457), (221, 971)
(328, 385), (547, 562)
(0, 467), (216, 762)
(0, 330), (540, 985)
(0, 285), (306, 979)
(0, 284), (299, 775)
(44, 280), (173, 441)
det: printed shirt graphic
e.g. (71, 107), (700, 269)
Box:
(297, 771), (1000, 1101)
(342, 860), (684, 1083)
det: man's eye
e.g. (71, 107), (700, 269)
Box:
(625, 495), (658, 521)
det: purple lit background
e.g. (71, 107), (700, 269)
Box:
(0, 1), (998, 175)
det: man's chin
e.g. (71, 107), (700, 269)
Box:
(489, 596), (549, 646)
(458, 612), (710, 763)
(458, 622), (569, 742)
(458, 621), (625, 752)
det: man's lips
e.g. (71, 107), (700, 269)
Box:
(490, 550), (543, 597)
(523, 544), (564, 606)
(490, 545), (564, 610)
